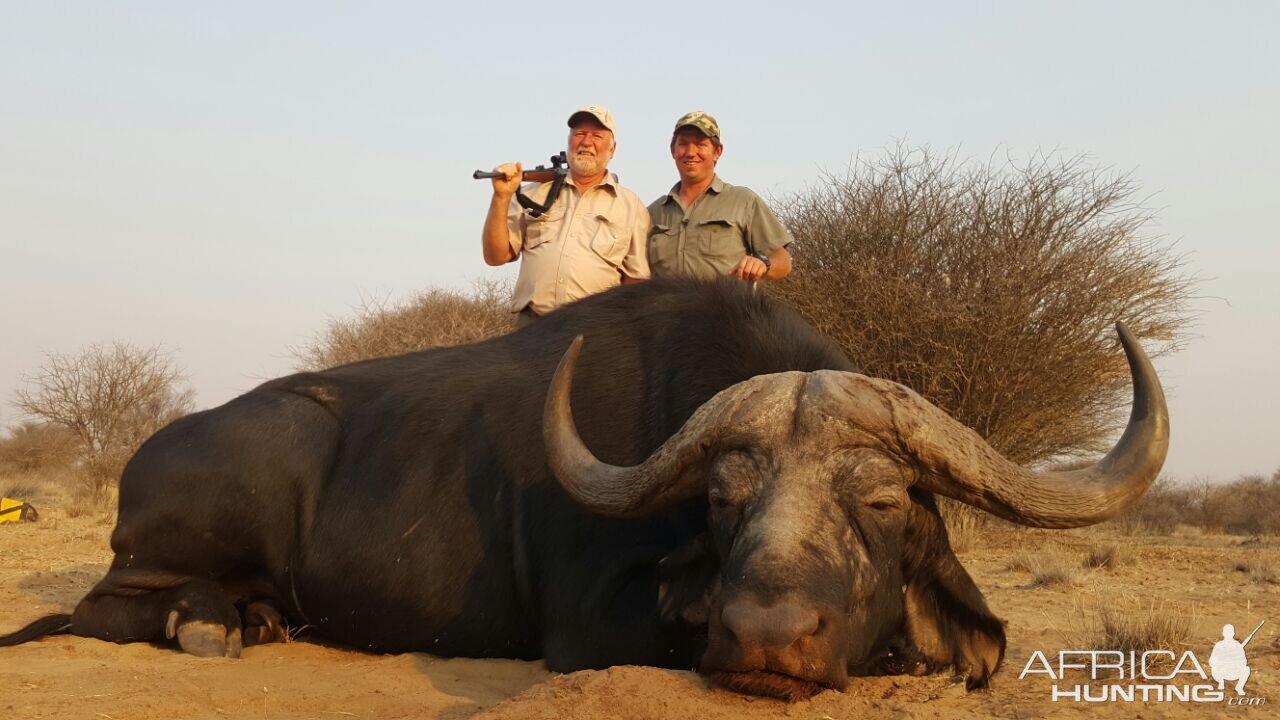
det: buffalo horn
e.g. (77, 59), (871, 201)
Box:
(905, 321), (1169, 527)
(542, 336), (759, 518)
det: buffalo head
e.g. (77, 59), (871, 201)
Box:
(542, 323), (1168, 700)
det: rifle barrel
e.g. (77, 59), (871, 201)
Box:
(472, 169), (562, 183)
(1242, 620), (1265, 647)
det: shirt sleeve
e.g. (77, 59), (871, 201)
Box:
(506, 191), (528, 255)
(745, 192), (793, 256)
(620, 201), (651, 280)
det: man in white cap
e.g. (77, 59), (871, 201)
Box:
(481, 105), (650, 325)
(648, 111), (792, 282)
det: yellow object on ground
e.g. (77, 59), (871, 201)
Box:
(0, 497), (35, 524)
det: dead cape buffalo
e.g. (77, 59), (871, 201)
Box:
(0, 277), (1168, 700)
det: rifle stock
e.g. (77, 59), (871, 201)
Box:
(521, 169), (559, 183)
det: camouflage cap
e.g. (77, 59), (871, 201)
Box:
(568, 105), (617, 134)
(673, 111), (720, 140)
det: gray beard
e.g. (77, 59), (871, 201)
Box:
(569, 152), (604, 176)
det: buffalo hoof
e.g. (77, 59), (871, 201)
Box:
(242, 602), (288, 646)
(166, 612), (243, 658)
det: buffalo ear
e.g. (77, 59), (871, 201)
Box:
(900, 490), (1006, 689)
(656, 533), (719, 625)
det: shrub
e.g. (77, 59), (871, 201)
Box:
(0, 421), (78, 474)
(1201, 472), (1280, 535)
(1110, 470), (1280, 536)
(771, 146), (1194, 464)
(295, 279), (514, 370)
(14, 342), (194, 493)
(1111, 476), (1198, 535)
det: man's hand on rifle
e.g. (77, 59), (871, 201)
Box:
(490, 162), (522, 199)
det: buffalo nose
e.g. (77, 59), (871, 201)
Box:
(721, 595), (821, 649)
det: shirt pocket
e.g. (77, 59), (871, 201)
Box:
(588, 214), (627, 267)
(647, 223), (676, 269)
(523, 203), (565, 251)
(695, 219), (743, 267)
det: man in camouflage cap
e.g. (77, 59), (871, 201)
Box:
(647, 111), (792, 282)
(481, 105), (650, 326)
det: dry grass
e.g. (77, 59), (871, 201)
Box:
(1007, 549), (1077, 588)
(1031, 564), (1077, 589)
(1094, 602), (1194, 657)
(0, 477), (43, 500)
(1006, 549), (1036, 573)
(1083, 544), (1127, 569)
(1, 467), (117, 520)
(1232, 559), (1279, 586)
(63, 485), (116, 520)
(938, 499), (986, 554)
(0, 466), (76, 504)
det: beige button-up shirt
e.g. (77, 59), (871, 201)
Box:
(506, 174), (650, 315)
(647, 175), (792, 279)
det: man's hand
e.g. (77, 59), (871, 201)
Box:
(490, 162), (523, 199)
(730, 254), (769, 281)
(482, 162), (522, 266)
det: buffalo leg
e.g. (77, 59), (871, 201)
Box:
(542, 571), (701, 672)
(70, 572), (243, 658)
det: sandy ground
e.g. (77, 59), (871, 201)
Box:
(2, 502), (1278, 720)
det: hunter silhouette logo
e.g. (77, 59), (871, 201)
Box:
(1210, 622), (1263, 696)
(1020, 619), (1268, 706)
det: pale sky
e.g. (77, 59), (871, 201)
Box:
(1, 3), (1276, 482)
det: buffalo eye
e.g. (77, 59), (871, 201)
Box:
(708, 450), (763, 510)
(867, 496), (902, 512)
(860, 485), (907, 514)
(708, 489), (734, 510)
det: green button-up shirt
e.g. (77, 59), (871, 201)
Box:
(646, 175), (793, 279)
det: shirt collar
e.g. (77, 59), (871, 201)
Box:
(566, 171), (619, 196)
(664, 174), (724, 204)
(595, 172), (620, 194)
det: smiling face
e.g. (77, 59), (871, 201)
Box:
(671, 127), (723, 187)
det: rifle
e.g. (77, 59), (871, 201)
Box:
(1242, 620), (1265, 647)
(473, 151), (569, 218)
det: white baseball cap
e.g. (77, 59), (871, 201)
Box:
(567, 105), (617, 134)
